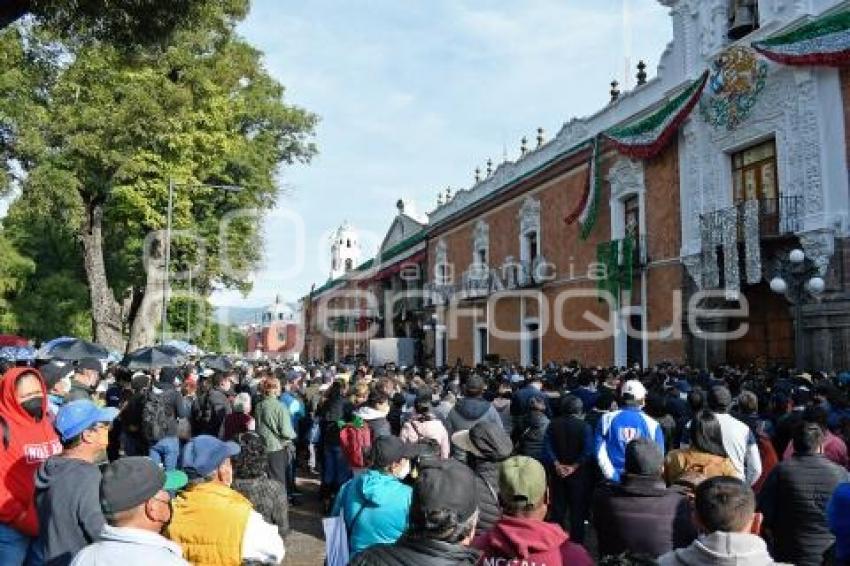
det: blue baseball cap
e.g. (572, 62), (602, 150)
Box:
(55, 400), (119, 443)
(182, 435), (241, 478)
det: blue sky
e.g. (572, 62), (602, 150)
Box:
(212, 0), (673, 310)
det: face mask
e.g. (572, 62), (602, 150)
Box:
(394, 459), (411, 480)
(49, 394), (65, 407)
(21, 398), (44, 420)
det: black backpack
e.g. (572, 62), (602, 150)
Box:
(408, 420), (441, 461)
(142, 389), (174, 443)
(191, 391), (215, 436)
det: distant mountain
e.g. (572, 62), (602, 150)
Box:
(213, 306), (265, 326)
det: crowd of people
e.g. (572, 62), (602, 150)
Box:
(1, 356), (850, 565)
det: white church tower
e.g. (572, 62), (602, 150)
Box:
(329, 221), (361, 279)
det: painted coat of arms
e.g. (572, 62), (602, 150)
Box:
(700, 46), (768, 130)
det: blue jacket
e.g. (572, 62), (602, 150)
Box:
(595, 406), (665, 483)
(828, 482), (850, 563)
(331, 469), (412, 556)
(280, 392), (305, 432)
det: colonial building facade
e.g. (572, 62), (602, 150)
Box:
(423, 0), (850, 371)
(304, 0), (850, 371)
(303, 202), (428, 363)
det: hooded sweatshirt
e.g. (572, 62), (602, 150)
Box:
(658, 532), (790, 566)
(473, 515), (593, 566)
(35, 456), (105, 566)
(331, 468), (413, 556)
(447, 397), (503, 461)
(0, 367), (62, 537)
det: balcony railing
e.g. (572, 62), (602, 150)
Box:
(701, 196), (803, 241)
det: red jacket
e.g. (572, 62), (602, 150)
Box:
(0, 368), (62, 536)
(473, 515), (593, 566)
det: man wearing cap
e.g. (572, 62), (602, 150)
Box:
(595, 379), (665, 483)
(70, 457), (189, 565)
(166, 435), (284, 565)
(451, 421), (514, 533)
(35, 400), (119, 566)
(331, 435), (417, 556)
(67, 359), (102, 402)
(351, 459), (481, 566)
(446, 374), (503, 462)
(473, 456), (592, 565)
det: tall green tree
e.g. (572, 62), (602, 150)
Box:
(0, 4), (317, 351)
(0, 230), (34, 333)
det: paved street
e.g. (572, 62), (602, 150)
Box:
(284, 478), (326, 566)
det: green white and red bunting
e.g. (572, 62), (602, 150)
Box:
(602, 70), (710, 159)
(564, 137), (602, 240)
(753, 9), (850, 67)
(564, 71), (708, 239)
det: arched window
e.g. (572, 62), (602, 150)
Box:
(345, 258), (353, 271)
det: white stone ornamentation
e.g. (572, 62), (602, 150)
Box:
(472, 220), (490, 263)
(607, 158), (645, 200)
(518, 197), (541, 236)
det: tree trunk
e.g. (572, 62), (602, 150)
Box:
(126, 236), (165, 351)
(80, 203), (126, 352)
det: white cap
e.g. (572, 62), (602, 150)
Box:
(622, 379), (647, 401)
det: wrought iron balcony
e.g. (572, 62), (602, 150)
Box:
(700, 196), (803, 241)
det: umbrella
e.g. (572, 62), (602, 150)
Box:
(121, 345), (187, 370)
(0, 346), (36, 361)
(0, 335), (29, 348)
(42, 338), (109, 361)
(200, 355), (232, 372)
(165, 340), (203, 357)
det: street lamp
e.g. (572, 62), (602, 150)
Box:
(769, 248), (825, 370)
(161, 179), (243, 344)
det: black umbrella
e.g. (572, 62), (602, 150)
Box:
(121, 345), (187, 370)
(43, 338), (109, 361)
(201, 355), (233, 372)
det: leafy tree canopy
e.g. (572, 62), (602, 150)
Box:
(0, 4), (317, 349)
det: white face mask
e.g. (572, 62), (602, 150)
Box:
(394, 459), (411, 480)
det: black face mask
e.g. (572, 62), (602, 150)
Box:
(21, 397), (44, 420)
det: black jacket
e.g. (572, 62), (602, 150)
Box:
(592, 474), (696, 558)
(470, 460), (502, 534)
(35, 457), (105, 566)
(548, 415), (591, 465)
(516, 411), (549, 461)
(758, 454), (849, 566)
(154, 381), (188, 438)
(350, 536), (480, 566)
(191, 387), (232, 437)
(318, 395), (351, 446)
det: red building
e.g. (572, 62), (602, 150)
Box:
(245, 299), (302, 360)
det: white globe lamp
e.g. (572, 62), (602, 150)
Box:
(789, 249), (805, 264)
(770, 277), (788, 294)
(807, 277), (826, 295)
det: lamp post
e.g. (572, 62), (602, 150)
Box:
(161, 179), (243, 344)
(769, 248), (825, 369)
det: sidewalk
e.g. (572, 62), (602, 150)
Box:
(283, 477), (326, 565)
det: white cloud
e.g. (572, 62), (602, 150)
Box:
(222, 0), (672, 308)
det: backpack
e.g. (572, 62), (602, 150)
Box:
(408, 420), (441, 461)
(142, 389), (174, 443)
(191, 391), (215, 436)
(339, 417), (372, 469)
